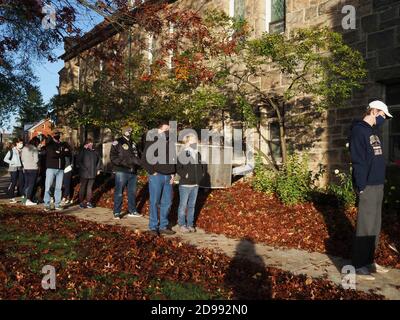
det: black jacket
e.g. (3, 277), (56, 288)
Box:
(45, 140), (71, 170)
(141, 131), (176, 175)
(110, 137), (141, 173)
(77, 148), (101, 179)
(177, 148), (206, 185)
(350, 120), (386, 192)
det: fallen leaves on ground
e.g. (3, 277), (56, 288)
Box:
(91, 176), (400, 269)
(0, 205), (383, 300)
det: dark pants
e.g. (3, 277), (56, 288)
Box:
(8, 170), (24, 198)
(79, 178), (95, 204)
(352, 185), (384, 269)
(113, 171), (137, 214)
(24, 170), (38, 201)
(63, 171), (73, 199)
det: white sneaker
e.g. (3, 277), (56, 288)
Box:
(180, 226), (190, 233)
(9, 198), (17, 204)
(369, 262), (389, 274)
(25, 200), (37, 206)
(127, 212), (142, 218)
(55, 207), (63, 211)
(356, 267), (376, 281)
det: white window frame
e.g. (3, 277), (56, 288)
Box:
(265, 0), (272, 32)
(167, 23), (174, 70)
(148, 33), (153, 65)
(229, 0), (235, 17)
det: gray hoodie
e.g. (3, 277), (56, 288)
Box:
(21, 145), (39, 170)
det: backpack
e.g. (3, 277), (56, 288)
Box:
(8, 149), (13, 161)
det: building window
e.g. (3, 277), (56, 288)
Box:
(387, 83), (400, 163)
(266, 0), (285, 33)
(269, 121), (282, 162)
(229, 0), (246, 19)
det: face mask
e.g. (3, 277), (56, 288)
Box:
(375, 115), (385, 127)
(17, 143), (23, 149)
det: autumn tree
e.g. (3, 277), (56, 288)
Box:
(224, 28), (367, 167)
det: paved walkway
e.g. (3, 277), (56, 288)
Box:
(0, 174), (399, 299)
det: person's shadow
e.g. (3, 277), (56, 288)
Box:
(312, 192), (355, 272)
(224, 238), (271, 299)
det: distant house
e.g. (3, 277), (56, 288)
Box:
(24, 119), (54, 143)
(0, 131), (12, 149)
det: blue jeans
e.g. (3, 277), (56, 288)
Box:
(148, 174), (173, 231)
(113, 172), (137, 214)
(178, 185), (199, 227)
(24, 170), (38, 201)
(44, 168), (64, 207)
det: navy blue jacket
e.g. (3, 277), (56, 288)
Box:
(349, 120), (386, 192)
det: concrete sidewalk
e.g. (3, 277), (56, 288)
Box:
(0, 174), (399, 299)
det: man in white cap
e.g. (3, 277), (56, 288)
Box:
(349, 100), (393, 281)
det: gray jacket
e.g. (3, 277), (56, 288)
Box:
(21, 145), (39, 170)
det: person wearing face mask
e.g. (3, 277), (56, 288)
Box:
(77, 138), (101, 209)
(3, 139), (24, 203)
(21, 137), (40, 206)
(141, 120), (177, 236)
(43, 131), (71, 211)
(349, 100), (393, 281)
(110, 126), (142, 219)
(176, 134), (206, 233)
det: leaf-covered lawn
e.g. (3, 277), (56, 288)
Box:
(0, 204), (383, 300)
(92, 177), (400, 269)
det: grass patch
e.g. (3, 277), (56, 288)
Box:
(145, 279), (217, 300)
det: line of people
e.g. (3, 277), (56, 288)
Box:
(110, 121), (206, 235)
(4, 122), (207, 236)
(3, 132), (100, 211)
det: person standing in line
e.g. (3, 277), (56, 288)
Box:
(110, 126), (142, 219)
(77, 138), (101, 209)
(21, 137), (40, 206)
(142, 120), (176, 236)
(61, 138), (74, 206)
(176, 134), (206, 233)
(3, 139), (24, 203)
(44, 131), (71, 211)
(350, 100), (393, 281)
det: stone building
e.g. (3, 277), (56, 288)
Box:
(58, 0), (400, 184)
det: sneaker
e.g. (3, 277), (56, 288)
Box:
(79, 203), (87, 209)
(60, 198), (66, 206)
(21, 196), (26, 204)
(188, 226), (196, 233)
(159, 229), (176, 236)
(368, 262), (389, 274)
(148, 230), (159, 236)
(55, 207), (63, 211)
(9, 198), (17, 204)
(114, 213), (122, 220)
(86, 203), (94, 209)
(44, 206), (52, 212)
(179, 226), (190, 233)
(356, 267), (376, 281)
(25, 200), (37, 206)
(127, 211), (142, 218)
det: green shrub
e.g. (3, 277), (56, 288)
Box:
(328, 169), (356, 209)
(252, 154), (277, 195)
(275, 154), (313, 206)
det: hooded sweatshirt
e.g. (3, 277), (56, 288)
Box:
(349, 120), (386, 192)
(21, 144), (39, 170)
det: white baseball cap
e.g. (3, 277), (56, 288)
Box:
(368, 100), (393, 118)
